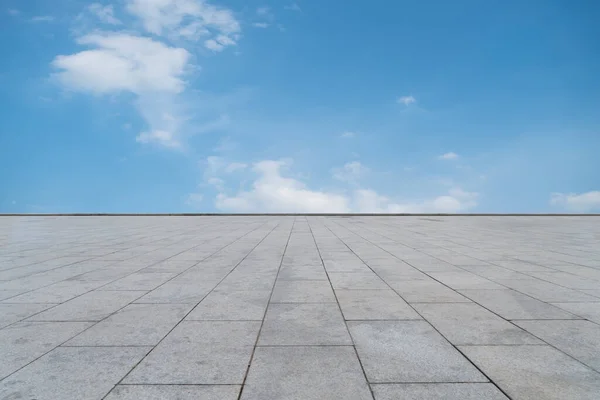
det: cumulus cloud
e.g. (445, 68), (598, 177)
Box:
(550, 191), (600, 212)
(216, 160), (351, 213)
(52, 33), (190, 94)
(125, 0), (240, 49)
(88, 3), (121, 25)
(210, 159), (478, 213)
(438, 152), (459, 160)
(332, 161), (368, 184)
(397, 95), (416, 106)
(52, 0), (240, 150)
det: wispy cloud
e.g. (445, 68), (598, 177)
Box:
(438, 152), (459, 160)
(31, 16), (54, 22)
(332, 161), (368, 184)
(7, 9), (19, 16)
(397, 95), (416, 106)
(550, 191), (600, 212)
(52, 0), (240, 150)
(252, 22), (269, 28)
(340, 131), (355, 138)
(284, 3), (302, 12)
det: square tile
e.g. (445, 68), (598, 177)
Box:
(337, 290), (421, 320)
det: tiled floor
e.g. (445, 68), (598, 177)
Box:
(1, 216), (600, 399)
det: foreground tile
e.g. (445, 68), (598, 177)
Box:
(551, 302), (600, 324)
(515, 320), (600, 371)
(0, 321), (92, 379)
(0, 303), (54, 328)
(241, 346), (372, 400)
(187, 290), (271, 320)
(348, 320), (486, 383)
(105, 384), (240, 400)
(28, 290), (145, 321)
(100, 272), (176, 291)
(134, 282), (214, 303)
(0, 346), (150, 400)
(459, 289), (579, 320)
(65, 303), (192, 346)
(460, 345), (600, 400)
(258, 303), (351, 345)
(414, 303), (542, 345)
(270, 280), (336, 303)
(390, 280), (470, 303)
(329, 272), (389, 290)
(371, 383), (509, 399)
(336, 290), (421, 320)
(124, 321), (260, 384)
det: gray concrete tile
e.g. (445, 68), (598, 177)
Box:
(277, 265), (328, 281)
(390, 280), (470, 303)
(551, 302), (600, 323)
(3, 281), (102, 303)
(0, 303), (54, 328)
(459, 289), (580, 320)
(348, 320), (486, 383)
(0, 346), (150, 400)
(494, 278), (599, 302)
(413, 302), (543, 345)
(0, 321), (92, 379)
(124, 321), (260, 384)
(428, 272), (506, 290)
(329, 272), (389, 290)
(514, 320), (600, 371)
(100, 272), (176, 291)
(186, 290), (271, 320)
(28, 290), (145, 321)
(105, 385), (241, 400)
(337, 290), (421, 320)
(65, 303), (192, 346)
(258, 303), (352, 345)
(323, 259), (371, 272)
(371, 383), (509, 399)
(271, 280), (336, 303)
(460, 345), (600, 400)
(241, 346), (372, 400)
(134, 282), (214, 303)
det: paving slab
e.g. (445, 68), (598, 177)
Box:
(186, 289), (271, 320)
(258, 302), (352, 345)
(459, 289), (580, 320)
(0, 302), (54, 328)
(124, 321), (261, 384)
(270, 280), (336, 302)
(105, 385), (241, 400)
(0, 346), (150, 400)
(336, 289), (421, 320)
(329, 272), (389, 290)
(241, 346), (372, 400)
(390, 280), (470, 303)
(371, 383), (509, 400)
(0, 321), (92, 379)
(65, 303), (192, 346)
(348, 320), (487, 383)
(413, 302), (543, 345)
(460, 345), (600, 400)
(515, 319), (600, 371)
(28, 290), (145, 321)
(551, 302), (600, 324)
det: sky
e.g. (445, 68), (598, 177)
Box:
(1, 0), (599, 213)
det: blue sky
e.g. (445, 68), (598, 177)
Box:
(1, 0), (599, 213)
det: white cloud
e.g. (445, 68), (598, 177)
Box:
(186, 193), (204, 207)
(256, 7), (270, 16)
(438, 152), (459, 160)
(88, 3), (121, 25)
(397, 95), (416, 106)
(252, 22), (269, 28)
(340, 131), (355, 138)
(332, 161), (368, 184)
(7, 9), (19, 16)
(31, 16), (54, 22)
(52, 33), (190, 94)
(225, 162), (247, 173)
(135, 129), (181, 148)
(125, 0), (240, 50)
(284, 3), (301, 12)
(216, 160), (351, 213)
(211, 159), (478, 213)
(550, 191), (600, 212)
